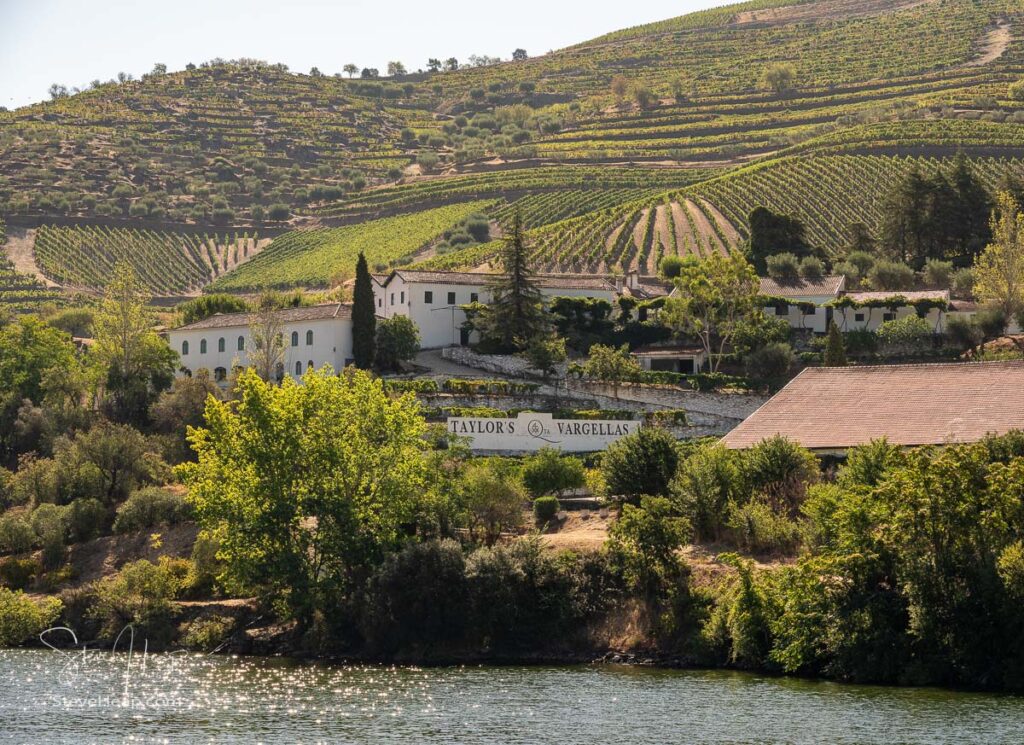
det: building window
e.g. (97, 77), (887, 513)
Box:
(390, 293), (395, 305)
(803, 307), (815, 316)
(291, 331), (299, 347)
(855, 313), (865, 323)
(237, 336), (245, 351)
(773, 302), (788, 315)
(447, 291), (456, 305)
(400, 291), (405, 304)
(214, 367), (227, 382)
(181, 340), (189, 355)
(883, 312), (897, 322)
(308, 360), (314, 371)
(470, 292), (479, 303)
(378, 298), (382, 308)
(306, 330), (313, 345)
(218, 337), (225, 353)
(200, 339), (207, 354)
(424, 291), (433, 304)
(295, 361), (302, 376)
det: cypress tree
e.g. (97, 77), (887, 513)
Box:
(352, 252), (376, 369)
(480, 210), (545, 351)
(823, 320), (847, 367)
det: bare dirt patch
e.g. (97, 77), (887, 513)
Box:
(4, 226), (56, 285)
(699, 198), (741, 248)
(963, 21), (1012, 68)
(670, 201), (697, 258)
(540, 510), (612, 552)
(684, 200), (726, 255)
(733, 0), (938, 27)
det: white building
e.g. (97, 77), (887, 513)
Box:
(374, 269), (619, 349)
(760, 276), (847, 334)
(168, 303), (356, 381)
(835, 290), (951, 333)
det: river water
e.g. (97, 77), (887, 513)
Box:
(1, 648), (1022, 744)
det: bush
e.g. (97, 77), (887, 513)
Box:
(726, 499), (802, 555)
(0, 588), (62, 645)
(362, 539), (468, 651)
(1009, 79), (1024, 102)
(877, 315), (933, 356)
(0, 513), (36, 554)
(533, 496), (560, 524)
(868, 260), (915, 291)
(923, 259), (954, 288)
(659, 255), (684, 279)
(267, 203), (291, 221)
(799, 256), (825, 281)
(180, 615), (236, 651)
(113, 487), (191, 534)
(673, 444), (740, 542)
(375, 315), (420, 371)
(765, 253), (800, 282)
(0, 557), (39, 590)
(741, 436), (819, 516)
(521, 448), (585, 498)
(90, 557), (187, 639)
(744, 343), (793, 381)
(461, 462), (526, 545)
(66, 498), (107, 543)
(602, 427), (680, 502)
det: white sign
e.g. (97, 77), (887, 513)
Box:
(446, 412), (641, 452)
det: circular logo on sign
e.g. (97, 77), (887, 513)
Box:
(527, 420), (544, 438)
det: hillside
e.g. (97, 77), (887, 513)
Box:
(0, 0), (1022, 298)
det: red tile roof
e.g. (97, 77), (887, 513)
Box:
(759, 275), (846, 298)
(721, 361), (1024, 451)
(172, 303), (352, 332)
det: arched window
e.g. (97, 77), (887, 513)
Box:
(307, 360), (314, 371)
(200, 338), (207, 354)
(291, 331), (299, 347)
(181, 340), (189, 355)
(295, 360), (302, 376)
(214, 367), (227, 382)
(237, 335), (245, 351)
(218, 337), (225, 353)
(306, 330), (313, 345)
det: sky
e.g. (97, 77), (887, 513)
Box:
(0, 0), (736, 109)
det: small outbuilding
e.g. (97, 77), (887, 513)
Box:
(632, 344), (707, 374)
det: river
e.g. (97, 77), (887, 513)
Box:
(1, 648), (1022, 744)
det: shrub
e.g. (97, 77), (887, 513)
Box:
(659, 255), (684, 279)
(726, 499), (802, 555)
(741, 436), (819, 515)
(375, 315), (420, 371)
(66, 498), (107, 543)
(180, 615), (236, 651)
(0, 588), (62, 645)
(90, 557), (187, 638)
(1009, 79), (1024, 102)
(923, 259), (954, 288)
(361, 539), (468, 651)
(521, 448), (585, 498)
(533, 496), (560, 524)
(461, 462), (526, 545)
(673, 444), (740, 542)
(744, 343), (793, 381)
(267, 203), (291, 221)
(765, 253), (800, 282)
(799, 256), (825, 281)
(113, 487), (191, 534)
(30, 503), (67, 568)
(0, 513), (36, 554)
(0, 557), (39, 591)
(868, 260), (915, 291)
(877, 315), (933, 356)
(602, 427), (680, 502)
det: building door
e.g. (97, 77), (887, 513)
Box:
(459, 327), (471, 346)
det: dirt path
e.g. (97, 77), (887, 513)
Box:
(4, 227), (57, 285)
(963, 21), (1012, 68)
(699, 198), (741, 249)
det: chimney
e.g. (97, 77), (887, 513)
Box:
(614, 275), (624, 293)
(627, 269), (640, 290)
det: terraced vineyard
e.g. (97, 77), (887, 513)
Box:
(212, 201), (496, 291)
(0, 219), (64, 311)
(33, 225), (268, 293)
(2, 0), (1023, 293)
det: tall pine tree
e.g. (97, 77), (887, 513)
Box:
(352, 252), (376, 369)
(823, 320), (847, 367)
(477, 210), (546, 351)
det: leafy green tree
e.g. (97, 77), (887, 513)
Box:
(974, 191), (1024, 322)
(823, 321), (847, 367)
(247, 294), (285, 382)
(602, 427), (680, 503)
(663, 252), (761, 373)
(93, 262), (176, 425)
(581, 344), (641, 398)
(607, 496), (689, 598)
(352, 252), (377, 369)
(747, 207), (811, 274)
(460, 460), (525, 546)
(475, 211), (546, 352)
(521, 447), (585, 498)
(522, 335), (566, 381)
(343, 63), (359, 78)
(374, 315), (419, 371)
(180, 367), (433, 622)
